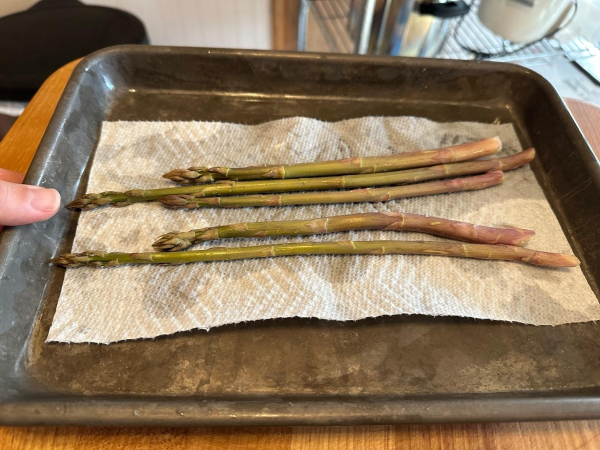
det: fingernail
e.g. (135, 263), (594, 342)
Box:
(29, 187), (61, 212)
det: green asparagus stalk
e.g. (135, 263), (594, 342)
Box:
(50, 240), (580, 269)
(153, 212), (535, 251)
(66, 148), (529, 211)
(162, 137), (502, 184)
(158, 171), (504, 209)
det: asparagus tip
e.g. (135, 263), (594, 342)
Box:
(50, 254), (72, 267)
(50, 251), (101, 267)
(65, 192), (120, 210)
(65, 198), (93, 210)
(163, 168), (202, 183)
(152, 232), (195, 251)
(65, 197), (104, 210)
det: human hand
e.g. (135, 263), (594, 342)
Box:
(0, 168), (61, 226)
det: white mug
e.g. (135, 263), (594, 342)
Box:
(477, 0), (577, 44)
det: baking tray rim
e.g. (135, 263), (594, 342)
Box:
(2, 393), (600, 426)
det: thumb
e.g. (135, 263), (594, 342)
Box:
(0, 179), (61, 226)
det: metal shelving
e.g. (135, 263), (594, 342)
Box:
(305, 0), (599, 67)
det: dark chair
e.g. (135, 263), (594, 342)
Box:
(0, 0), (148, 100)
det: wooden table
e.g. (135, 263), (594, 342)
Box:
(1, 61), (600, 450)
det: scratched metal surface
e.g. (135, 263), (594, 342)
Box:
(0, 47), (599, 425)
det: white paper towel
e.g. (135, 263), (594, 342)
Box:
(47, 117), (600, 344)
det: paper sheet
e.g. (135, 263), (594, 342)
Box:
(47, 117), (600, 343)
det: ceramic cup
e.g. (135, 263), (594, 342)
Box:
(477, 0), (577, 44)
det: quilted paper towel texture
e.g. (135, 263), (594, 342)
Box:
(47, 117), (600, 343)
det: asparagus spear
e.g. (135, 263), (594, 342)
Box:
(162, 137), (502, 184)
(153, 212), (535, 251)
(158, 171), (504, 209)
(50, 241), (580, 269)
(66, 148), (530, 211)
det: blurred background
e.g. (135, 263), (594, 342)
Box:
(1, 0), (600, 140)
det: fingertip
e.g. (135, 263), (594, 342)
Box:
(30, 187), (61, 215)
(0, 181), (62, 226)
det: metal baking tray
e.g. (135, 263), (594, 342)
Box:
(1, 46), (599, 426)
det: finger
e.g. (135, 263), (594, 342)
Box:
(0, 180), (61, 226)
(0, 168), (25, 184)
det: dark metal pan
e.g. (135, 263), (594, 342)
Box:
(0, 46), (599, 425)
